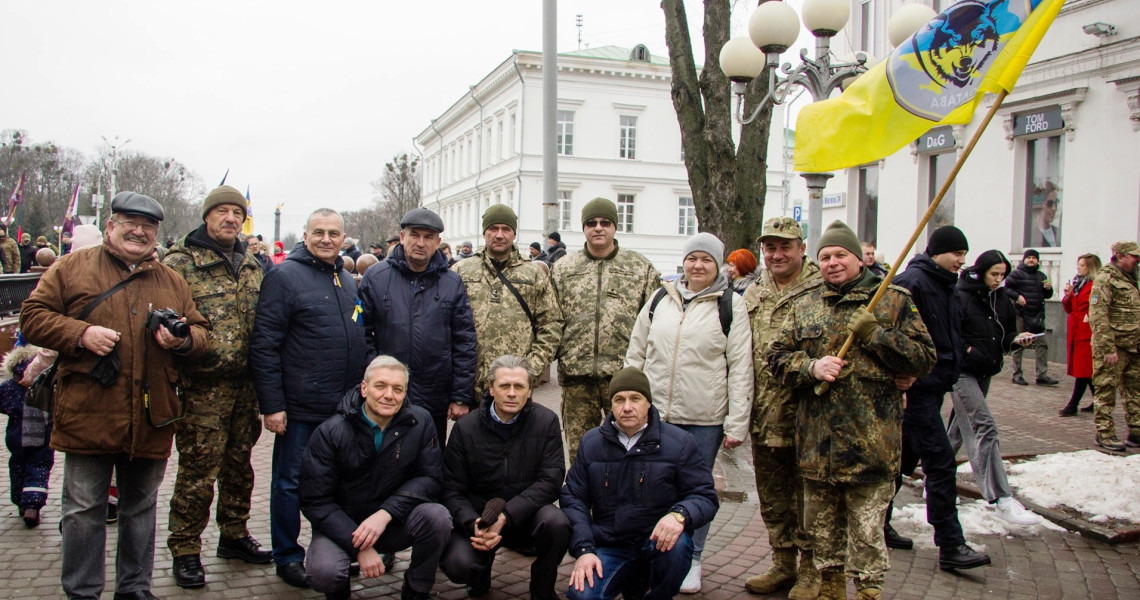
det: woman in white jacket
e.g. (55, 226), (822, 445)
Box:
(625, 232), (754, 594)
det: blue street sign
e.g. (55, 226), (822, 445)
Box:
(793, 206), (802, 222)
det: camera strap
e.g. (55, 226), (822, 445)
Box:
(80, 273), (143, 322)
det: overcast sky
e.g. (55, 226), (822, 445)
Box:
(1, 0), (821, 238)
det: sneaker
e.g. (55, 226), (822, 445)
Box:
(1127, 434), (1140, 448)
(106, 503), (118, 524)
(1036, 376), (1059, 386)
(994, 497), (1040, 525)
(1095, 437), (1127, 452)
(1012, 376), (1028, 386)
(938, 544), (991, 570)
(679, 560), (701, 594)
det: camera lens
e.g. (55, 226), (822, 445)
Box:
(168, 319), (190, 338)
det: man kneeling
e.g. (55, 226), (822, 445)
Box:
(440, 355), (570, 599)
(560, 367), (719, 600)
(301, 355), (451, 600)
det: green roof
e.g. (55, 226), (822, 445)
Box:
(560, 45), (670, 66)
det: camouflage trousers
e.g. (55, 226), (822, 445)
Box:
(1092, 347), (1140, 442)
(168, 381), (262, 557)
(750, 439), (809, 552)
(803, 478), (894, 588)
(560, 376), (611, 466)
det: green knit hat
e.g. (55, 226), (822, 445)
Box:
(582, 197), (619, 225)
(607, 367), (653, 403)
(202, 185), (247, 221)
(817, 220), (861, 258)
(482, 204), (518, 232)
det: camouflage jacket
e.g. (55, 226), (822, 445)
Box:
(164, 226), (263, 383)
(744, 261), (822, 446)
(551, 241), (659, 379)
(454, 247), (564, 394)
(1089, 263), (1140, 355)
(0, 238), (19, 273)
(765, 270), (935, 484)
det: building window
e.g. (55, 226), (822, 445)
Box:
(677, 197), (697, 235)
(857, 166), (879, 245)
(559, 190), (573, 230)
(926, 152), (956, 238)
(859, 0), (871, 52)
(619, 115), (637, 160)
(496, 120), (504, 162)
(1024, 135), (1063, 248)
(509, 113), (517, 156)
(468, 138), (474, 173)
(557, 110), (575, 156)
(485, 126), (492, 168)
(617, 194), (635, 233)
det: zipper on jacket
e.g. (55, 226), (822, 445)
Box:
(593, 260), (603, 376)
(603, 467), (609, 489)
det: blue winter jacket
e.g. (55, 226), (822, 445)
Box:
(358, 245), (477, 415)
(893, 253), (963, 394)
(251, 244), (369, 423)
(300, 390), (444, 557)
(560, 405), (719, 557)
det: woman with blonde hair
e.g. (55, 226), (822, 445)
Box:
(1059, 253), (1102, 415)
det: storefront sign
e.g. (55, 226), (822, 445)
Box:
(1014, 107), (1063, 136)
(916, 126), (955, 153)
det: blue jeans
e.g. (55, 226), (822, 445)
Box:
(60, 453), (167, 600)
(566, 534), (694, 600)
(270, 420), (319, 566)
(673, 424), (722, 560)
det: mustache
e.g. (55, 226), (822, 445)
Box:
(124, 234), (151, 244)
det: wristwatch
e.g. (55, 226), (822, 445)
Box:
(668, 511), (686, 525)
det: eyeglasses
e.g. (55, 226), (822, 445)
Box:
(584, 219), (614, 229)
(1044, 199), (1057, 208)
(113, 219), (159, 234)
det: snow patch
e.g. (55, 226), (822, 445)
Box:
(890, 498), (1063, 549)
(1007, 450), (1140, 525)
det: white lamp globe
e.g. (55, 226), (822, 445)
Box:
(802, 0), (851, 37)
(888, 4), (937, 48)
(719, 36), (768, 83)
(749, 1), (801, 55)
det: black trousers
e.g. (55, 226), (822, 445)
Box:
(888, 389), (965, 548)
(441, 503), (570, 600)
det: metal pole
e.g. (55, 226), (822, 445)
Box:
(541, 0), (558, 238)
(802, 173), (832, 259)
(274, 205), (282, 244)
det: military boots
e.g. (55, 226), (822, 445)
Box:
(745, 548), (797, 594)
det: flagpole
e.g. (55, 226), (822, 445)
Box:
(815, 89), (1010, 395)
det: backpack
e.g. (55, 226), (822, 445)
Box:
(647, 286), (733, 336)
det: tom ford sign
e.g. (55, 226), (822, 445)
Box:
(1013, 107), (1063, 137)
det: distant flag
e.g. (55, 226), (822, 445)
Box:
(6, 170), (27, 221)
(794, 0), (1064, 172)
(62, 183), (80, 237)
(242, 185), (254, 236)
(219, 168), (230, 186)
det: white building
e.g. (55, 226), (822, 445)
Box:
(415, 45), (798, 274)
(800, 0), (1138, 360)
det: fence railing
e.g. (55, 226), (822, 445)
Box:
(0, 273), (42, 317)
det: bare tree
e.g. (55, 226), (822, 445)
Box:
(371, 153), (422, 235)
(663, 0), (774, 251)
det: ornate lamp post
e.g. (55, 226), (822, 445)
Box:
(719, 0), (933, 256)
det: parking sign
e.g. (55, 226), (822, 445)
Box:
(793, 206), (802, 222)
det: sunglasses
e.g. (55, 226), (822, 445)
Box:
(584, 219), (614, 229)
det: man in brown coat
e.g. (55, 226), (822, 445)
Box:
(20, 191), (209, 600)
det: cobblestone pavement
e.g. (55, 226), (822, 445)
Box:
(1, 362), (1137, 599)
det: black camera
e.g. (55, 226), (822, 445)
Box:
(145, 307), (190, 338)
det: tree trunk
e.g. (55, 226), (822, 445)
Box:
(663, 0), (774, 253)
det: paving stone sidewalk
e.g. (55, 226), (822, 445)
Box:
(1, 361), (1137, 599)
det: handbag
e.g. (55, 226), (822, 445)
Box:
(23, 275), (141, 413)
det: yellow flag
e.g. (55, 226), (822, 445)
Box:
(794, 0), (1063, 173)
(242, 185), (254, 236)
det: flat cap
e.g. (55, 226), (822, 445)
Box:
(1112, 240), (1140, 257)
(111, 191), (165, 222)
(400, 207), (444, 233)
(760, 216), (803, 241)
(386, 235), (400, 244)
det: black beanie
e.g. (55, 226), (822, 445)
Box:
(530, 242), (542, 251)
(971, 249), (1010, 277)
(1023, 248), (1039, 260)
(547, 231), (561, 242)
(926, 225), (968, 256)
(607, 367), (652, 403)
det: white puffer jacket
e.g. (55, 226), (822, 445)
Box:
(624, 281), (754, 441)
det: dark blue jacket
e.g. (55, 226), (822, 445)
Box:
(358, 245), (477, 415)
(560, 406), (719, 557)
(1003, 262), (1053, 332)
(251, 244), (369, 423)
(893, 253), (963, 394)
(300, 390), (444, 557)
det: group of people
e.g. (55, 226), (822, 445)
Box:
(0, 225), (70, 273)
(6, 180), (1140, 600)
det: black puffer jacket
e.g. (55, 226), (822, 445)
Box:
(958, 266), (1019, 377)
(893, 253), (963, 394)
(251, 244), (369, 423)
(358, 245), (477, 415)
(442, 399), (565, 535)
(560, 406), (718, 556)
(545, 242), (567, 265)
(1003, 262), (1053, 332)
(300, 391), (443, 556)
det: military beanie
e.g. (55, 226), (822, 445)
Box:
(926, 225), (968, 256)
(582, 197), (619, 225)
(608, 366), (653, 403)
(202, 185), (247, 221)
(482, 204), (517, 232)
(817, 220), (861, 258)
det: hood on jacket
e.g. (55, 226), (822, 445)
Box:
(905, 253), (958, 286)
(959, 251), (1012, 297)
(287, 241), (344, 273)
(2, 345), (38, 381)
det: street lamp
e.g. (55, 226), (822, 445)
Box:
(719, 0), (933, 256)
